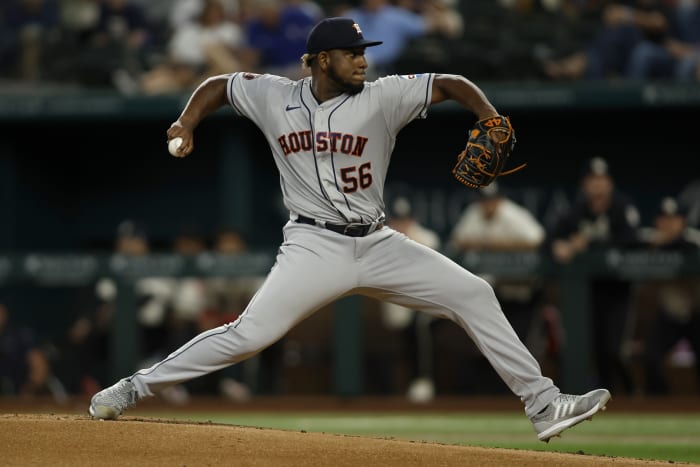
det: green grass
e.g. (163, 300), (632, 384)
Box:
(139, 411), (700, 464)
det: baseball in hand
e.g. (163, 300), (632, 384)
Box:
(168, 137), (183, 157)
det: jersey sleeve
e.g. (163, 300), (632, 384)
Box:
(374, 73), (434, 132)
(225, 72), (289, 127)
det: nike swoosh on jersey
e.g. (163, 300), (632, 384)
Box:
(285, 105), (301, 111)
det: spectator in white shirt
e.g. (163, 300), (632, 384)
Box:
(140, 0), (251, 94)
(448, 182), (547, 369)
(449, 182), (544, 252)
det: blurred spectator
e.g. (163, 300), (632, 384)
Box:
(167, 225), (210, 349)
(626, 0), (700, 81)
(0, 302), (60, 398)
(150, 224), (212, 405)
(55, 221), (121, 394)
(187, 226), (260, 400)
(638, 196), (700, 249)
(54, 220), (177, 396)
(633, 196), (700, 394)
(546, 157), (641, 263)
(70, 0), (154, 92)
(39, 0), (99, 85)
(542, 0), (674, 80)
(114, 218), (150, 255)
(340, 0), (463, 78)
(449, 182), (547, 359)
(0, 0), (61, 82)
(544, 156), (641, 394)
(170, 0), (216, 28)
(55, 276), (115, 395)
(679, 178), (700, 228)
(379, 196), (442, 403)
(205, 227), (264, 322)
(287, 0), (325, 21)
(140, 0), (252, 95)
(58, 0), (100, 34)
(498, 0), (606, 15)
(243, 0), (318, 79)
(115, 220), (184, 375)
(166, 0), (242, 29)
(449, 182), (544, 253)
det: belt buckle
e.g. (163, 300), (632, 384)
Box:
(343, 223), (367, 237)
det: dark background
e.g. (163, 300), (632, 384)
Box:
(0, 90), (698, 396)
(1, 103), (696, 252)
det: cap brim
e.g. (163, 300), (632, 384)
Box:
(355, 40), (383, 48)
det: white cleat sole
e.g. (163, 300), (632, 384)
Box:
(89, 405), (120, 420)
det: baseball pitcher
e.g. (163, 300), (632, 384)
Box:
(89, 17), (610, 442)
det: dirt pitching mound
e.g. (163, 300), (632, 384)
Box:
(0, 413), (677, 467)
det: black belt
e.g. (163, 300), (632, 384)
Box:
(295, 215), (383, 237)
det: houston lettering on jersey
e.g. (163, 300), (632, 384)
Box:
(278, 131), (368, 157)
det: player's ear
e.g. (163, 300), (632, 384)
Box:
(318, 51), (330, 71)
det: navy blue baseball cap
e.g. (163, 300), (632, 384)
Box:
(116, 219), (148, 240)
(581, 156), (611, 178)
(658, 196), (688, 217)
(306, 17), (382, 54)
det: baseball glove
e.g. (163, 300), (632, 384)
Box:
(452, 115), (524, 189)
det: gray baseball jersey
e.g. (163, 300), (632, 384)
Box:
(128, 72), (559, 418)
(226, 71), (432, 224)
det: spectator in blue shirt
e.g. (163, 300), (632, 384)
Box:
(542, 1), (673, 81)
(244, 0), (317, 79)
(340, 0), (462, 78)
(0, 0), (60, 82)
(626, 0), (700, 81)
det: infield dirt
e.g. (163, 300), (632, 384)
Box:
(1, 396), (697, 466)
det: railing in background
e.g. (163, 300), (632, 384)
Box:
(1, 249), (698, 394)
(1, 82), (700, 122)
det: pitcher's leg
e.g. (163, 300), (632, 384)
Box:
(131, 228), (356, 398)
(361, 231), (559, 417)
(130, 320), (263, 397)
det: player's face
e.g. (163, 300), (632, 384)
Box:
(326, 47), (368, 94)
(582, 174), (613, 214)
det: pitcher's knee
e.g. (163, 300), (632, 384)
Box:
(436, 273), (498, 314)
(457, 273), (497, 301)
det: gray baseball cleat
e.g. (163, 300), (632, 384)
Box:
(531, 388), (611, 442)
(88, 378), (138, 420)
